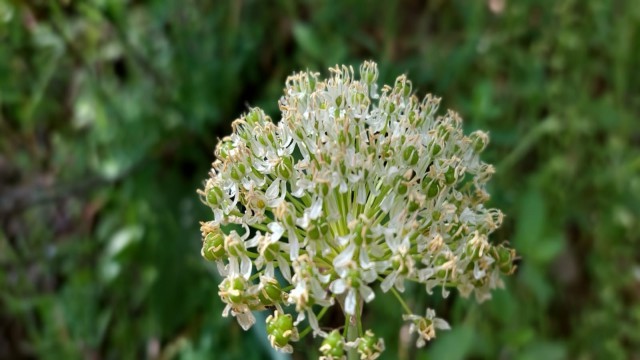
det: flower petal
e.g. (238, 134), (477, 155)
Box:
(330, 279), (347, 294)
(345, 289), (356, 315)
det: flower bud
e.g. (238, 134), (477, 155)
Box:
(230, 163), (246, 181)
(246, 108), (263, 126)
(470, 131), (489, 153)
(359, 61), (379, 85)
(308, 219), (330, 241)
(258, 277), (284, 305)
(219, 276), (252, 306)
(225, 232), (246, 258)
(394, 76), (412, 98)
(493, 245), (517, 275)
(266, 312), (298, 352)
(320, 330), (345, 359)
(357, 330), (385, 360)
(215, 138), (234, 160)
(276, 155), (294, 179)
(202, 231), (225, 261)
(422, 179), (439, 198)
(444, 166), (457, 185)
(431, 142), (442, 156)
(206, 186), (224, 207)
(403, 145), (419, 166)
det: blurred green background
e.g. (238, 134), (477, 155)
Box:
(1, 0), (639, 359)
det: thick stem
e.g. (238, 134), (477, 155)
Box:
(337, 293), (362, 360)
(346, 313), (359, 360)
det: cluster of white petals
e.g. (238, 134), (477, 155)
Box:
(199, 61), (516, 355)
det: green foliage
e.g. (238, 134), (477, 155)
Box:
(1, 0), (638, 359)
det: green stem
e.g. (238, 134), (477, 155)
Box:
(356, 298), (363, 337)
(347, 315), (358, 360)
(346, 297), (360, 360)
(497, 117), (559, 172)
(390, 286), (413, 315)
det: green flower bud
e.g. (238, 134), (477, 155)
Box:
(358, 330), (384, 359)
(360, 61), (378, 85)
(381, 141), (392, 159)
(216, 139), (234, 160)
(444, 167), (457, 185)
(229, 277), (247, 304)
(230, 163), (245, 181)
(426, 180), (439, 198)
(494, 245), (516, 274)
(206, 186), (224, 207)
(434, 255), (450, 279)
(320, 330), (345, 358)
(408, 200), (420, 212)
(464, 243), (481, 260)
(396, 177), (408, 196)
(246, 108), (262, 126)
(408, 111), (417, 126)
(262, 241), (277, 262)
(259, 278), (283, 306)
(308, 219), (330, 241)
(225, 233), (246, 258)
(437, 124), (451, 141)
(267, 312), (297, 350)
(219, 276), (250, 306)
(202, 232), (225, 261)
(470, 131), (488, 153)
(392, 257), (401, 270)
(388, 101), (396, 114)
(338, 131), (348, 146)
(309, 75), (317, 91)
(395, 77), (412, 98)
(403, 145), (419, 166)
(308, 224), (321, 241)
(431, 142), (442, 156)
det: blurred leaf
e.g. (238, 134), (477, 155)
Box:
(518, 341), (566, 360)
(423, 325), (474, 360)
(514, 189), (565, 265)
(292, 22), (324, 60)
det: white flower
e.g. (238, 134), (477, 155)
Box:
(218, 275), (258, 330)
(330, 259), (377, 316)
(403, 308), (450, 347)
(199, 61), (516, 356)
(380, 235), (414, 293)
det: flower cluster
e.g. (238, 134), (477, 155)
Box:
(199, 61), (516, 356)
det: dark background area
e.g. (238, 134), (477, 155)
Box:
(1, 0), (639, 359)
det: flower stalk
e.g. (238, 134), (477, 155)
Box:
(345, 295), (362, 360)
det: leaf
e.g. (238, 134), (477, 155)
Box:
(514, 189), (565, 265)
(519, 341), (566, 360)
(292, 22), (324, 60)
(422, 326), (474, 360)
